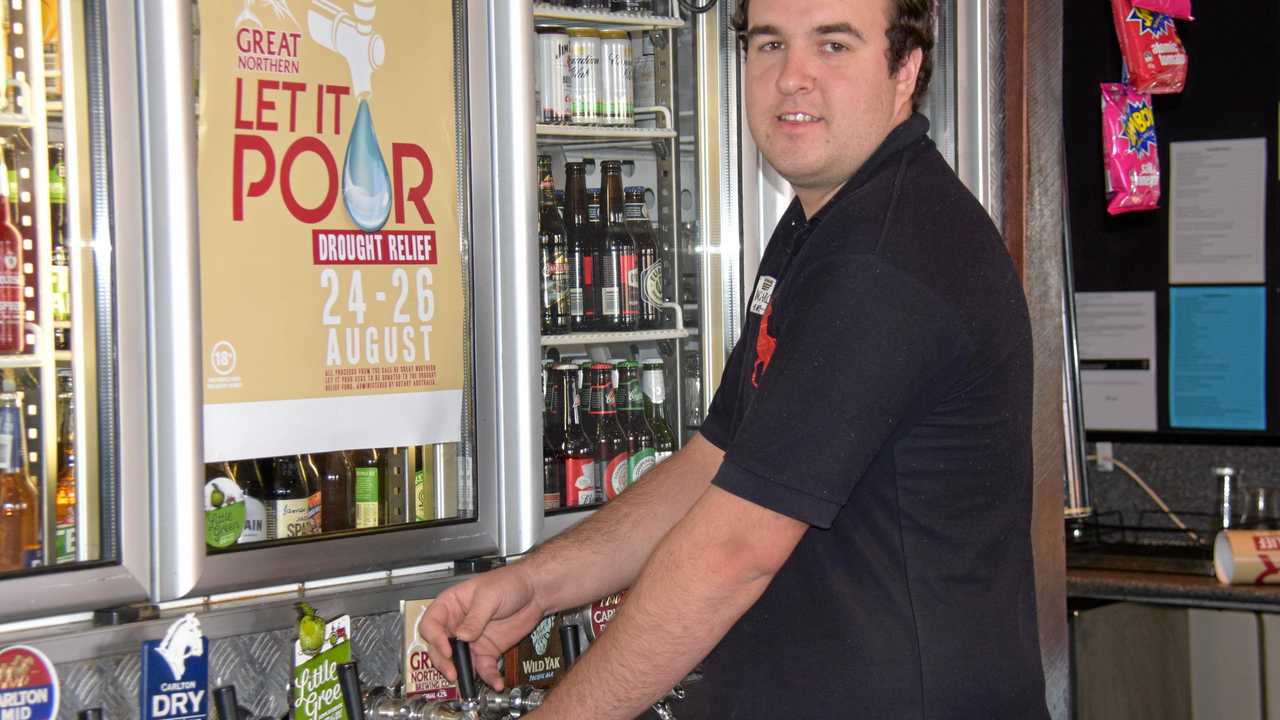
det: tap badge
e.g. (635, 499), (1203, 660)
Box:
(1126, 8), (1175, 38)
(531, 617), (554, 656)
(0, 645), (59, 720)
(155, 614), (205, 680)
(141, 614), (209, 720)
(1122, 101), (1157, 157)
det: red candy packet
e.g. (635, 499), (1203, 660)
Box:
(1111, 0), (1188, 94)
(1101, 83), (1161, 215)
(1132, 0), (1193, 21)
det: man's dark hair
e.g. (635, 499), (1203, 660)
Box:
(731, 0), (935, 112)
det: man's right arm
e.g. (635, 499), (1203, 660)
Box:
(521, 432), (725, 613)
(419, 433), (724, 687)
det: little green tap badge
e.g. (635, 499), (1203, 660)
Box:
(141, 614), (209, 720)
(293, 604), (352, 720)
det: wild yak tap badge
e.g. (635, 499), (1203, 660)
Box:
(141, 613), (210, 720)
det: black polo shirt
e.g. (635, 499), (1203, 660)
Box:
(698, 115), (1048, 718)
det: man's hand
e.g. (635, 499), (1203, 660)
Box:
(417, 564), (545, 690)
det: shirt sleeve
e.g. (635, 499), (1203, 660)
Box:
(712, 255), (967, 528)
(698, 326), (750, 450)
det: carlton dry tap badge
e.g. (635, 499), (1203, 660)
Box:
(293, 608), (352, 720)
(0, 645), (59, 720)
(141, 614), (209, 720)
(198, 0), (467, 462)
(401, 599), (457, 702)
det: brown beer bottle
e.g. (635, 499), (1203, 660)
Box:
(564, 163), (595, 331)
(538, 155), (570, 334)
(595, 162), (638, 330)
(588, 363), (629, 501)
(318, 451), (355, 532)
(555, 364), (595, 507)
(266, 456), (312, 539)
(624, 186), (662, 328)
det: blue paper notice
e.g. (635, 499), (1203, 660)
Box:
(1169, 287), (1266, 430)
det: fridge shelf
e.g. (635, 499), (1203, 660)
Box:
(0, 353), (46, 369)
(0, 113), (33, 129)
(540, 327), (690, 346)
(537, 123), (677, 142)
(532, 4), (685, 30)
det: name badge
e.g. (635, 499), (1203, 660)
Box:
(750, 276), (776, 315)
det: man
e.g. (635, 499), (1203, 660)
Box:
(420, 0), (1049, 716)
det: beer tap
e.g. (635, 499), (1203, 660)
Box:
(213, 684), (274, 720)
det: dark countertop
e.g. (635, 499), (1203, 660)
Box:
(1068, 568), (1280, 612)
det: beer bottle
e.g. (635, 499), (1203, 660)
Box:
(576, 358), (597, 441)
(265, 456), (311, 539)
(54, 370), (75, 561)
(564, 163), (595, 331)
(544, 367), (568, 510)
(538, 155), (570, 335)
(350, 448), (385, 528)
(624, 186), (663, 328)
(554, 189), (566, 220)
(595, 162), (638, 330)
(236, 459), (267, 544)
(642, 360), (676, 463)
(0, 190), (22, 353)
(318, 451), (354, 532)
(301, 454), (323, 533)
(555, 365), (595, 507)
(414, 445), (436, 522)
(617, 361), (656, 484)
(0, 381), (35, 569)
(588, 363), (629, 501)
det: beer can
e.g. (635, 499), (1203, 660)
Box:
(599, 31), (634, 126)
(536, 26), (571, 125)
(568, 28), (601, 125)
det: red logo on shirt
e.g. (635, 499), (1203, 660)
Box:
(752, 303), (777, 387)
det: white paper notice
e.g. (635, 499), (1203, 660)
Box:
(1075, 292), (1158, 431)
(1169, 138), (1267, 284)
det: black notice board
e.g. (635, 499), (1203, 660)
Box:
(1063, 2), (1280, 445)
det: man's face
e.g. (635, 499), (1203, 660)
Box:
(743, 0), (921, 205)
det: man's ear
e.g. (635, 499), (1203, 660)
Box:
(895, 47), (923, 111)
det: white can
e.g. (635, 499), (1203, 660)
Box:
(599, 30), (634, 126)
(568, 28), (601, 125)
(536, 26), (571, 124)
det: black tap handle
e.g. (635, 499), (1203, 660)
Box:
(449, 637), (478, 702)
(77, 709), (103, 720)
(559, 624), (581, 668)
(336, 661), (364, 720)
(213, 686), (240, 720)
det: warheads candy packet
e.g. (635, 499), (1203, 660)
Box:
(1101, 83), (1161, 215)
(1132, 0), (1193, 20)
(1111, 0), (1188, 94)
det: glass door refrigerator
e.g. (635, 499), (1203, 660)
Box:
(0, 0), (154, 621)
(145, 0), (541, 600)
(525, 0), (742, 541)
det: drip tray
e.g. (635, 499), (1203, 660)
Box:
(1067, 542), (1215, 577)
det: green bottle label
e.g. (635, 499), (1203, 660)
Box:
(204, 477), (246, 548)
(55, 523), (76, 563)
(628, 447), (656, 483)
(414, 469), (436, 522)
(49, 162), (66, 204)
(355, 466), (380, 528)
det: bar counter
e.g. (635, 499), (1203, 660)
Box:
(1068, 568), (1280, 612)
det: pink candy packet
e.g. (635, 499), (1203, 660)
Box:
(1101, 83), (1161, 215)
(1132, 0), (1193, 20)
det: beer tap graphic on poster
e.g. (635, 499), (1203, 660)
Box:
(197, 1), (465, 460)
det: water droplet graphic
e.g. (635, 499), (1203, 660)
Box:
(342, 99), (393, 232)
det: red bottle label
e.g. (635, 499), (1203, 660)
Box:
(603, 451), (629, 500)
(564, 458), (596, 506)
(620, 253), (639, 316)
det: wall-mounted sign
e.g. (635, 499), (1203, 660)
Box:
(197, 1), (466, 460)
(0, 645), (59, 720)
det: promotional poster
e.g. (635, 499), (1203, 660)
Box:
(197, 1), (467, 460)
